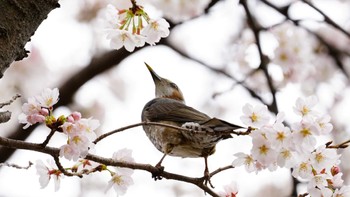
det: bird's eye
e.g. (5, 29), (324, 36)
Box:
(170, 83), (178, 89)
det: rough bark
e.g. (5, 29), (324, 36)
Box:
(0, 0), (60, 77)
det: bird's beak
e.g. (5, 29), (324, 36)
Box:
(145, 62), (162, 83)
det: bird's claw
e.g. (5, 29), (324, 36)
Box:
(152, 164), (164, 181)
(203, 170), (214, 188)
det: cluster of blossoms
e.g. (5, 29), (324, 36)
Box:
(104, 1), (170, 52)
(18, 88), (60, 129)
(35, 149), (135, 195)
(233, 96), (350, 196)
(19, 88), (100, 161)
(20, 88), (135, 195)
(228, 22), (338, 94)
(270, 22), (336, 93)
(59, 112), (99, 161)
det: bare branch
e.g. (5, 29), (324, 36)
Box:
(301, 0), (350, 38)
(239, 0), (278, 114)
(0, 94), (21, 124)
(0, 111), (11, 124)
(326, 139), (350, 149)
(40, 129), (56, 147)
(209, 165), (234, 177)
(0, 94), (20, 108)
(0, 161), (33, 169)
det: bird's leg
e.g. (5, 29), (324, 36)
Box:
(152, 153), (166, 181)
(203, 156), (214, 188)
(153, 144), (174, 181)
(155, 153), (166, 169)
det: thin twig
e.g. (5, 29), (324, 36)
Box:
(94, 121), (248, 144)
(326, 139), (350, 149)
(0, 94), (21, 108)
(260, 0), (350, 80)
(301, 0), (350, 38)
(209, 165), (234, 177)
(53, 156), (80, 177)
(162, 39), (271, 108)
(93, 121), (190, 144)
(40, 129), (56, 147)
(239, 0), (278, 114)
(0, 161), (33, 169)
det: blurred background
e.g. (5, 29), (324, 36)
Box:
(0, 0), (349, 196)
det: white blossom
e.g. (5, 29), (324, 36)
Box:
(142, 18), (170, 45)
(35, 160), (62, 191)
(240, 103), (270, 128)
(105, 168), (134, 196)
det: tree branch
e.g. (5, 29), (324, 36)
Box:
(301, 0), (350, 38)
(239, 0), (278, 114)
(0, 135), (223, 197)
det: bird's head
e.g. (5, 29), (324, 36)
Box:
(145, 63), (185, 102)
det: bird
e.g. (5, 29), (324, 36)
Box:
(141, 63), (243, 186)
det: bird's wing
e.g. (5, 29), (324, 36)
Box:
(142, 98), (210, 123)
(201, 118), (244, 131)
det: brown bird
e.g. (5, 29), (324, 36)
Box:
(141, 63), (243, 186)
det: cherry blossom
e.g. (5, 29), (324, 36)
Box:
(240, 103), (270, 128)
(105, 168), (134, 196)
(332, 185), (350, 197)
(59, 144), (81, 161)
(251, 129), (277, 169)
(18, 88), (59, 129)
(35, 88), (59, 108)
(112, 148), (135, 163)
(218, 181), (238, 197)
(310, 145), (340, 172)
(35, 160), (62, 191)
(293, 96), (318, 118)
(59, 116), (99, 161)
(267, 122), (292, 149)
(314, 114), (333, 135)
(291, 120), (317, 153)
(235, 96), (349, 196)
(232, 153), (261, 173)
(105, 149), (135, 196)
(142, 18), (170, 45)
(291, 158), (313, 180)
(107, 29), (142, 52)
